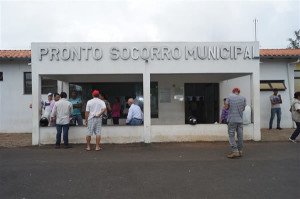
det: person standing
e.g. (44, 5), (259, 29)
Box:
(269, 88), (282, 130)
(85, 90), (106, 151)
(41, 93), (54, 120)
(289, 92), (300, 143)
(126, 98), (143, 125)
(225, 88), (246, 158)
(111, 97), (121, 125)
(219, 98), (228, 124)
(51, 92), (73, 149)
(49, 93), (60, 126)
(99, 93), (112, 125)
(69, 90), (83, 126)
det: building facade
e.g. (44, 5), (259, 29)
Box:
(0, 43), (299, 145)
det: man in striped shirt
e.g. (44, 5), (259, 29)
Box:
(225, 88), (246, 159)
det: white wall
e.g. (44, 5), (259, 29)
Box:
(0, 60), (52, 133)
(0, 60), (32, 133)
(39, 124), (254, 144)
(151, 74), (251, 125)
(260, 59), (295, 128)
(219, 75), (251, 115)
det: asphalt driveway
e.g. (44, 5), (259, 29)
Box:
(0, 142), (299, 199)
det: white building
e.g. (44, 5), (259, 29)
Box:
(0, 42), (299, 145)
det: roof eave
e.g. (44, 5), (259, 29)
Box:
(260, 56), (300, 59)
(0, 57), (31, 60)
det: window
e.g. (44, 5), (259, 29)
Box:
(0, 72), (3, 81)
(69, 82), (159, 118)
(260, 80), (286, 91)
(41, 77), (57, 94)
(24, 72), (57, 94)
(24, 72), (32, 94)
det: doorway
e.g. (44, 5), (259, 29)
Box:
(184, 83), (219, 124)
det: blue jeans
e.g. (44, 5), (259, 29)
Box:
(290, 122), (300, 140)
(102, 118), (107, 125)
(221, 119), (228, 124)
(269, 108), (281, 129)
(128, 118), (143, 125)
(56, 124), (69, 146)
(228, 122), (243, 152)
(72, 114), (83, 126)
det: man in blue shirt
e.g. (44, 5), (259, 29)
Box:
(69, 90), (83, 126)
(126, 98), (143, 125)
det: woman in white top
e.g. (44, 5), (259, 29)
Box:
(289, 92), (300, 143)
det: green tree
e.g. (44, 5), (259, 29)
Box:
(287, 30), (300, 49)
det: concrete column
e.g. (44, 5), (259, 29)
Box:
(143, 62), (151, 143)
(62, 82), (69, 95)
(251, 71), (261, 141)
(32, 74), (41, 145)
(57, 81), (63, 93)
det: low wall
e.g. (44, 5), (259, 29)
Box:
(39, 124), (254, 145)
(40, 126), (144, 144)
(151, 124), (254, 142)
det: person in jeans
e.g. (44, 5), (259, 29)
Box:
(112, 97), (121, 125)
(99, 93), (112, 125)
(269, 88), (282, 130)
(126, 98), (143, 125)
(289, 92), (300, 143)
(51, 92), (73, 149)
(69, 90), (83, 126)
(225, 88), (246, 158)
(85, 90), (106, 151)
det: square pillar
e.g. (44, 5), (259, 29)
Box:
(143, 63), (151, 143)
(57, 81), (63, 93)
(251, 72), (261, 141)
(62, 81), (69, 95)
(32, 74), (41, 145)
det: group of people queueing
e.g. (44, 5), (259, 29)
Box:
(43, 87), (300, 157)
(50, 90), (143, 150)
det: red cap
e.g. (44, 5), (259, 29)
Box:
(232, 87), (240, 92)
(92, 90), (100, 96)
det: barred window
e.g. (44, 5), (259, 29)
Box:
(24, 72), (57, 94)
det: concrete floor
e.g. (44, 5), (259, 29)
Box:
(0, 142), (299, 199)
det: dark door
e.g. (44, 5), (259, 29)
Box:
(184, 83), (219, 124)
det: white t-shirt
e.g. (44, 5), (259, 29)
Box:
(270, 95), (281, 109)
(42, 99), (54, 118)
(86, 98), (106, 120)
(295, 102), (300, 110)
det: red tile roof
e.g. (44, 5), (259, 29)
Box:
(0, 49), (299, 59)
(0, 50), (31, 59)
(260, 49), (300, 57)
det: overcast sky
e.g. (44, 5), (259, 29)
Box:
(0, 0), (299, 49)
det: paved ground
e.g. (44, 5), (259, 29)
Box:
(261, 128), (295, 142)
(0, 133), (31, 148)
(0, 128), (296, 148)
(0, 142), (299, 199)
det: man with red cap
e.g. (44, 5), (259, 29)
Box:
(225, 87), (246, 158)
(85, 90), (106, 151)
